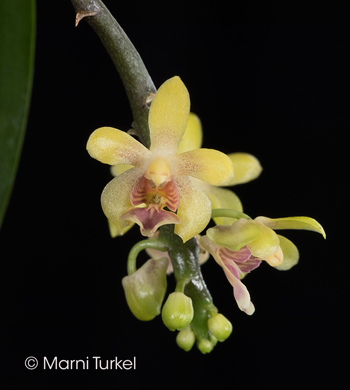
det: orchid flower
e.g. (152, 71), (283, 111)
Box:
(87, 76), (234, 242)
(201, 216), (326, 315)
(108, 108), (263, 236)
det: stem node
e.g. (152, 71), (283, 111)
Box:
(75, 11), (101, 27)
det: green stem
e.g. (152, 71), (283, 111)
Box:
(211, 208), (252, 220)
(70, 0), (155, 147)
(175, 279), (190, 293)
(127, 238), (167, 276)
(159, 225), (217, 340)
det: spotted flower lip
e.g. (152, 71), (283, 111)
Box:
(86, 76), (234, 242)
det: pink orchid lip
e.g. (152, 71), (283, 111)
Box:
(120, 205), (181, 237)
(218, 246), (262, 275)
(130, 175), (180, 212)
(210, 243), (261, 315)
(219, 246), (252, 263)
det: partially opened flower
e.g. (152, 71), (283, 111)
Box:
(201, 216), (325, 314)
(87, 76), (234, 242)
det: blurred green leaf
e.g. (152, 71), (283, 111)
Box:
(0, 0), (36, 229)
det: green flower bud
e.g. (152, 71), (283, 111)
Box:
(197, 338), (214, 354)
(207, 313), (233, 342)
(176, 326), (196, 352)
(122, 258), (168, 321)
(162, 292), (194, 331)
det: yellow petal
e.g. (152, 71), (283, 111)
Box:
(176, 113), (203, 154)
(149, 76), (190, 155)
(108, 218), (134, 237)
(256, 216), (326, 239)
(87, 127), (151, 166)
(206, 219), (261, 251)
(101, 168), (144, 233)
(174, 176), (212, 242)
(174, 148), (234, 186)
(200, 183), (243, 225)
(247, 222), (280, 258)
(263, 246), (283, 267)
(275, 235), (299, 271)
(225, 153), (262, 186)
(110, 164), (134, 177)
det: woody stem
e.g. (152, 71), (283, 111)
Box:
(69, 0), (155, 147)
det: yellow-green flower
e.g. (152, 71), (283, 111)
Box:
(109, 109), (263, 236)
(201, 216), (325, 315)
(87, 76), (234, 242)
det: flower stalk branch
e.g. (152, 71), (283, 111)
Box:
(127, 238), (168, 275)
(70, 0), (155, 147)
(159, 225), (218, 340)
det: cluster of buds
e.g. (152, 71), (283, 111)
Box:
(122, 252), (234, 353)
(87, 76), (325, 353)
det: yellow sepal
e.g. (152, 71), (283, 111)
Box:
(256, 216), (326, 239)
(87, 126), (150, 166)
(225, 153), (262, 186)
(177, 112), (203, 154)
(149, 76), (190, 155)
(174, 148), (234, 186)
(174, 176), (212, 242)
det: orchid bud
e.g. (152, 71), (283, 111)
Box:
(122, 258), (168, 321)
(161, 292), (194, 331)
(176, 326), (196, 352)
(196, 338), (214, 354)
(208, 313), (233, 342)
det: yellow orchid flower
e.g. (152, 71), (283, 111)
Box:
(109, 112), (263, 235)
(201, 216), (326, 315)
(87, 76), (234, 242)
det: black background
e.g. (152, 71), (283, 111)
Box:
(1, 1), (349, 388)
